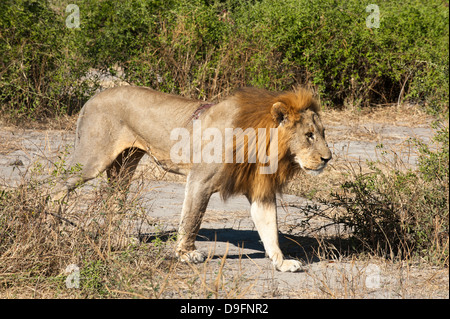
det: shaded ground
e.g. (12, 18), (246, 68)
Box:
(0, 107), (448, 298)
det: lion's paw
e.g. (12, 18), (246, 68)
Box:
(178, 250), (206, 264)
(275, 259), (303, 272)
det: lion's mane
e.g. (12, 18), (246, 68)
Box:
(219, 87), (320, 202)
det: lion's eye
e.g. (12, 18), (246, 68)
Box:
(306, 132), (314, 139)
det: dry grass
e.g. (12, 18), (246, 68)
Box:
(2, 161), (446, 299)
(322, 103), (435, 128)
(0, 148), (262, 299)
(0, 104), (447, 299)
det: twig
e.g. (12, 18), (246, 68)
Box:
(44, 210), (79, 228)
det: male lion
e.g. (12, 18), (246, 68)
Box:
(53, 86), (332, 272)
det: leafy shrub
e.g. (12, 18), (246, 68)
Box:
(1, 0), (448, 123)
(0, 0), (97, 122)
(232, 0), (449, 110)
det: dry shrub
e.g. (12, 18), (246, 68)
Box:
(0, 153), (171, 297)
(325, 124), (449, 265)
(0, 154), (257, 298)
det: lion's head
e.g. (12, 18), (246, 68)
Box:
(220, 87), (332, 202)
(271, 99), (331, 176)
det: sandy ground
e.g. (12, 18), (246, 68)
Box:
(0, 111), (448, 298)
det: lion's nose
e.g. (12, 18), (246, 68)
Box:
(321, 155), (332, 164)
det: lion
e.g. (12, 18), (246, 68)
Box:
(52, 86), (332, 272)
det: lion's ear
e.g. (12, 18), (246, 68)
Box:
(271, 102), (288, 126)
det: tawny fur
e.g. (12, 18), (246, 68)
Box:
(219, 87), (320, 202)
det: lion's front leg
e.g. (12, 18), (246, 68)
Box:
(250, 198), (303, 272)
(175, 173), (213, 263)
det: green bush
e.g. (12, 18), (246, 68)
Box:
(330, 122), (449, 264)
(0, 0), (448, 122)
(232, 0), (449, 109)
(0, 0), (97, 122)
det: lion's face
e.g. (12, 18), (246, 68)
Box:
(286, 109), (332, 175)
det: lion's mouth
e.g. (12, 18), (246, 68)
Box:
(294, 157), (325, 170)
(294, 156), (326, 175)
(303, 167), (324, 176)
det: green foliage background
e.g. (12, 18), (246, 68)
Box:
(0, 0), (448, 122)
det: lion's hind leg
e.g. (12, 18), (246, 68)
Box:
(50, 105), (145, 204)
(50, 149), (118, 203)
(50, 137), (136, 203)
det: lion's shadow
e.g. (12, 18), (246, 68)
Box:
(139, 228), (324, 264)
(196, 228), (322, 263)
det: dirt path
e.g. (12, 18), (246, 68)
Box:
(1, 112), (448, 298)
